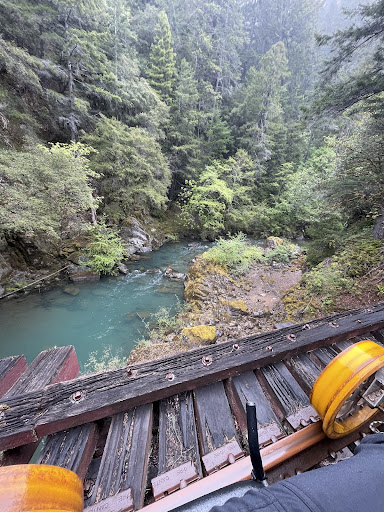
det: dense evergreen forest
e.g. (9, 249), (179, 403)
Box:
(0, 0), (383, 281)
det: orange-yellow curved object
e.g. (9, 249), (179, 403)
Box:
(310, 340), (384, 439)
(0, 464), (83, 512)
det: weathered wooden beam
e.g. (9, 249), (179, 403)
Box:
(0, 303), (384, 451)
(0, 346), (79, 465)
(4, 345), (79, 398)
(0, 355), (27, 398)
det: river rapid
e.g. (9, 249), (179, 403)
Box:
(0, 242), (208, 370)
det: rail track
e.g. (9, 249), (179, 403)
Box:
(1, 302), (384, 512)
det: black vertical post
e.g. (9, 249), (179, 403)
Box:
(246, 401), (268, 484)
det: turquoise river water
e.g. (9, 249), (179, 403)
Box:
(0, 242), (209, 370)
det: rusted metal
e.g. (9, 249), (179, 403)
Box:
(202, 355), (213, 366)
(202, 440), (244, 475)
(258, 423), (285, 446)
(166, 372), (175, 381)
(287, 333), (297, 342)
(84, 488), (133, 512)
(286, 405), (320, 430)
(142, 423), (325, 512)
(151, 461), (199, 500)
(70, 390), (86, 403)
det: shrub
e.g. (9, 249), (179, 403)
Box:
(86, 222), (124, 275)
(83, 346), (127, 374)
(203, 233), (263, 275)
(264, 241), (301, 264)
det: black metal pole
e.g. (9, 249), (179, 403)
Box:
(246, 401), (267, 484)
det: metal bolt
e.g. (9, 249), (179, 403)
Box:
(329, 322), (339, 328)
(126, 367), (132, 376)
(287, 333), (296, 342)
(302, 324), (310, 330)
(266, 345), (273, 351)
(202, 355), (213, 366)
(227, 453), (235, 464)
(70, 390), (85, 403)
(233, 343), (239, 350)
(356, 319), (362, 324)
(166, 372), (175, 381)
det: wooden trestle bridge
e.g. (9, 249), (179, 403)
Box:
(1, 302), (384, 512)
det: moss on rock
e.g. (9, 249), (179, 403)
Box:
(182, 325), (217, 344)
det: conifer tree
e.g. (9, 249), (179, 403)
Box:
(147, 11), (176, 105)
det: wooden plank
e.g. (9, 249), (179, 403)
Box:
(37, 423), (99, 480)
(0, 355), (28, 398)
(86, 404), (152, 511)
(158, 391), (202, 477)
(285, 353), (321, 395)
(260, 363), (319, 430)
(0, 346), (79, 466)
(194, 381), (238, 456)
(225, 372), (285, 446)
(1, 303), (384, 450)
(4, 346), (79, 398)
(312, 346), (339, 367)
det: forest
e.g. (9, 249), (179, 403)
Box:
(0, 0), (383, 282)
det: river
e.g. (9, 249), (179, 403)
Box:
(0, 242), (208, 371)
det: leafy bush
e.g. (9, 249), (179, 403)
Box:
(86, 222), (124, 275)
(264, 241), (301, 264)
(203, 233), (262, 275)
(83, 346), (127, 374)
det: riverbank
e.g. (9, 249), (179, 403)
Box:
(128, 237), (305, 363)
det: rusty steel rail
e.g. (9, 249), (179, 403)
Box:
(142, 422), (325, 512)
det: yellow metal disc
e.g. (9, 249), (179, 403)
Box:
(310, 340), (384, 439)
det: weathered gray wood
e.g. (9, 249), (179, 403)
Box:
(37, 423), (98, 480)
(87, 404), (152, 510)
(312, 346), (339, 367)
(194, 381), (238, 455)
(261, 362), (309, 416)
(1, 303), (384, 451)
(0, 355), (27, 398)
(4, 345), (79, 398)
(285, 354), (321, 395)
(158, 391), (202, 477)
(225, 372), (285, 446)
(0, 346), (80, 465)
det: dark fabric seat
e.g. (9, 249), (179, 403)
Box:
(210, 434), (384, 512)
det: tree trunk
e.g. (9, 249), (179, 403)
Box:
(373, 207), (384, 240)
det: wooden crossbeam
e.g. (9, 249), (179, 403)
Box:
(0, 303), (384, 451)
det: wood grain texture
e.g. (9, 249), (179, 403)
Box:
(1, 303), (384, 451)
(4, 345), (79, 398)
(158, 391), (202, 477)
(225, 372), (285, 443)
(260, 362), (310, 416)
(37, 422), (99, 480)
(0, 355), (27, 398)
(87, 404), (152, 510)
(285, 353), (321, 395)
(194, 381), (238, 455)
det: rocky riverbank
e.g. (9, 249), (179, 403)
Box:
(0, 216), (170, 299)
(128, 237), (305, 363)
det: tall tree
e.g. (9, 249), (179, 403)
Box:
(147, 11), (176, 104)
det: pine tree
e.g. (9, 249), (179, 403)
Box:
(147, 11), (176, 105)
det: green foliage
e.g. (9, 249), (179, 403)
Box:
(264, 242), (301, 264)
(82, 115), (171, 221)
(86, 222), (124, 275)
(0, 142), (97, 240)
(147, 11), (176, 105)
(83, 346), (127, 374)
(203, 233), (263, 275)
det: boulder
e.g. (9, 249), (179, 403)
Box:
(227, 300), (248, 314)
(118, 263), (129, 274)
(182, 325), (217, 344)
(63, 286), (80, 296)
(264, 236), (283, 249)
(67, 264), (100, 282)
(164, 266), (186, 280)
(120, 217), (152, 255)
